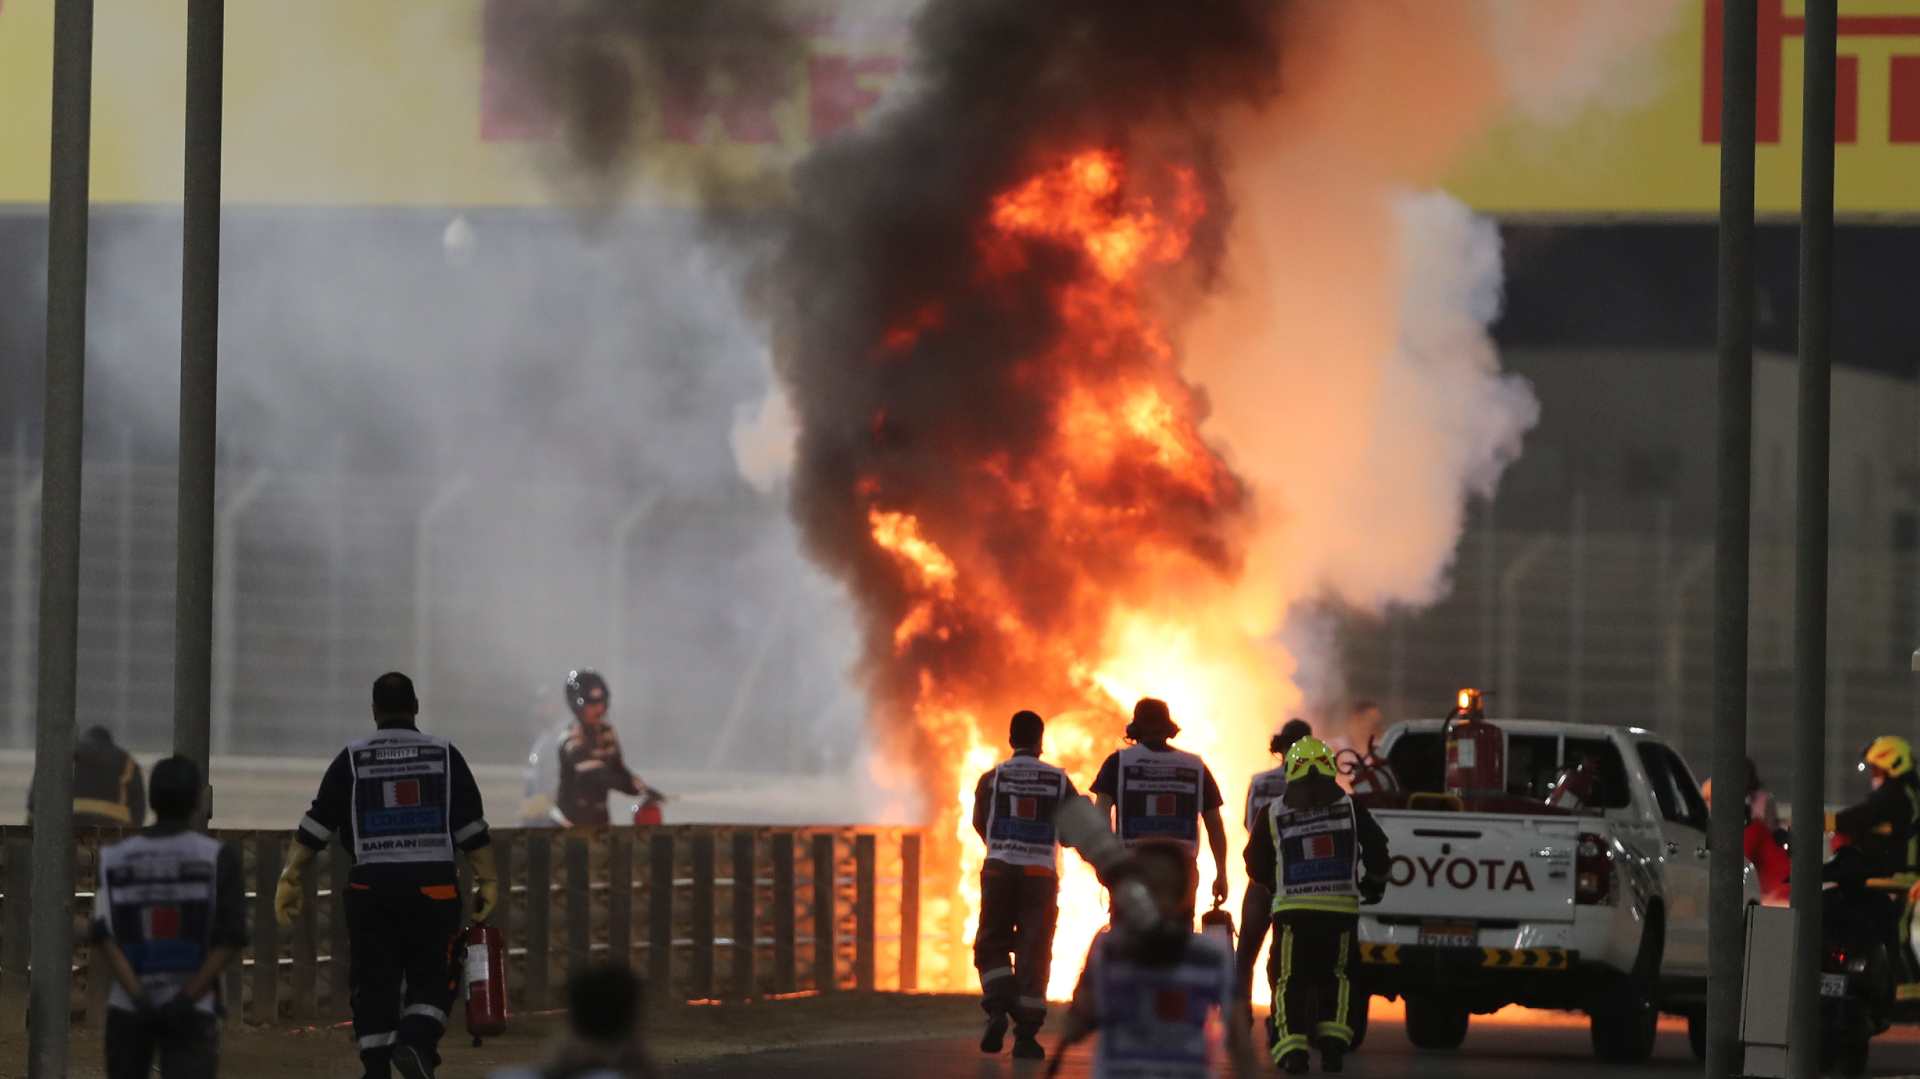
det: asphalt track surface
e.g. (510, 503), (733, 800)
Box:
(675, 1007), (1920, 1078)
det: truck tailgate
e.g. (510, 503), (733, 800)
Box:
(1371, 811), (1579, 924)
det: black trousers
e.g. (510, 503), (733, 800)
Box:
(1269, 908), (1358, 1061)
(973, 861), (1059, 1035)
(346, 885), (463, 1078)
(104, 1005), (219, 1079)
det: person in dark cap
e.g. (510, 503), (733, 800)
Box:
(1089, 698), (1229, 924)
(94, 756), (245, 1078)
(970, 710), (1078, 1061)
(274, 672), (496, 1079)
(30, 724), (145, 828)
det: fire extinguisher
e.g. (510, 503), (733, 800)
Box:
(1443, 688), (1504, 798)
(1339, 736), (1400, 798)
(1200, 897), (1235, 951)
(462, 922), (508, 1043)
(1545, 756), (1598, 812)
(631, 787), (666, 827)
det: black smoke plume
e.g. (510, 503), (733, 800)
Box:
(754, 0), (1286, 780)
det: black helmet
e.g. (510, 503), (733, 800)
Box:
(565, 670), (610, 717)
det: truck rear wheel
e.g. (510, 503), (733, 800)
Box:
(1591, 907), (1662, 1063)
(1404, 995), (1469, 1050)
(1589, 995), (1658, 1062)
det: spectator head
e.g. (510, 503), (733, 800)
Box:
(1130, 838), (1198, 920)
(82, 725), (114, 746)
(567, 962), (645, 1047)
(1124, 698), (1179, 745)
(1009, 710), (1044, 751)
(371, 672), (419, 725)
(148, 756), (202, 821)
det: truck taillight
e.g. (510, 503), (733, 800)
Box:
(1575, 831), (1613, 905)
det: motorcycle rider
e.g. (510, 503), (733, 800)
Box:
(1831, 736), (1920, 880)
(1236, 719), (1313, 1021)
(552, 670), (662, 828)
(1244, 736), (1391, 1075)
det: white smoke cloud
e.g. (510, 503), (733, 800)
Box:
(1182, 0), (1678, 721)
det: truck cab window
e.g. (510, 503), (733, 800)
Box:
(1636, 742), (1688, 824)
(1506, 734), (1562, 798)
(1660, 746), (1710, 831)
(1386, 730), (1445, 793)
(1562, 738), (1632, 809)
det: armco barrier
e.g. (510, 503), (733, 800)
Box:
(0, 825), (924, 1025)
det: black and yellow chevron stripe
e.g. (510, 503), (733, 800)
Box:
(1357, 943), (1571, 970)
(1479, 947), (1570, 970)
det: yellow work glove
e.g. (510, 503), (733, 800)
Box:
(467, 845), (499, 923)
(275, 844), (315, 929)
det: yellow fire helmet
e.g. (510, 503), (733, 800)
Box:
(1862, 735), (1915, 779)
(1284, 736), (1339, 782)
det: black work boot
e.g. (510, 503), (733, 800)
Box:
(392, 1044), (436, 1079)
(1318, 1037), (1346, 1073)
(1012, 1034), (1045, 1060)
(980, 1013), (1009, 1054)
(1279, 1049), (1310, 1075)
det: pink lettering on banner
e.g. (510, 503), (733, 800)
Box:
(810, 54), (904, 139)
(1703, 0), (1920, 145)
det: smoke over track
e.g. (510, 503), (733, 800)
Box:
(518, 0), (1683, 990)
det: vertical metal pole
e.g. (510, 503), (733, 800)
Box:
(116, 433), (133, 730)
(1706, 0), (1757, 1074)
(174, 0), (223, 820)
(211, 469), (267, 755)
(413, 477), (470, 702)
(10, 475), (41, 748)
(1386, 615), (1406, 722)
(1652, 499), (1672, 729)
(29, 1), (94, 1073)
(1788, 4), (1835, 1075)
(1565, 493), (1586, 724)
(1479, 500), (1496, 682)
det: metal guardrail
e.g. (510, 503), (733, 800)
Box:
(0, 824), (924, 1026)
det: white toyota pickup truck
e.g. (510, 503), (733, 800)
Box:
(1351, 717), (1754, 1062)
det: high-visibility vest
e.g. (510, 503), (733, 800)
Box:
(1270, 796), (1361, 915)
(1113, 744), (1206, 854)
(1085, 928), (1234, 1078)
(347, 729), (461, 870)
(97, 831), (223, 1014)
(1244, 765), (1287, 832)
(983, 755), (1070, 871)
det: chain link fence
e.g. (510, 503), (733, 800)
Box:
(4, 442), (1913, 801)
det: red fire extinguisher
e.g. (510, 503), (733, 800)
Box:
(1339, 736), (1401, 798)
(1443, 688), (1504, 798)
(1545, 756), (1599, 812)
(463, 922), (508, 1041)
(631, 788), (666, 827)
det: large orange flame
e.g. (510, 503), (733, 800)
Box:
(858, 149), (1294, 997)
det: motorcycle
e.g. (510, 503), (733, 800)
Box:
(1817, 845), (1916, 1076)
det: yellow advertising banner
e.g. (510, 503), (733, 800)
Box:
(1, 0), (1917, 215)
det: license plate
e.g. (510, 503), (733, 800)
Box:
(1820, 973), (1849, 999)
(1418, 921), (1477, 948)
